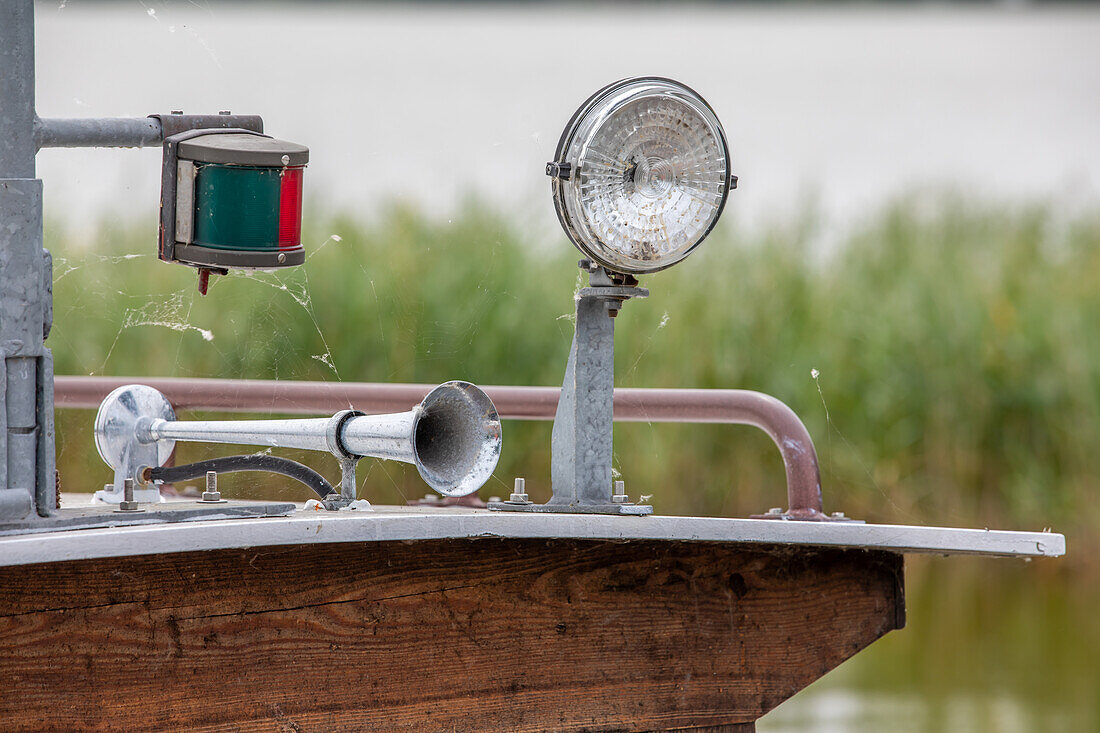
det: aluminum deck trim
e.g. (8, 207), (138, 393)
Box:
(0, 506), (1064, 567)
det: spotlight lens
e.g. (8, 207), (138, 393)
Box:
(552, 78), (731, 274)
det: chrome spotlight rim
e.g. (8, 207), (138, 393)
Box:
(550, 76), (732, 275)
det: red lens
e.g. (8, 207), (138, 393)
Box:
(278, 167), (303, 249)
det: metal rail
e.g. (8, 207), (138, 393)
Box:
(34, 113), (264, 150)
(55, 376), (826, 518)
(34, 117), (161, 149)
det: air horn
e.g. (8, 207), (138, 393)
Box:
(93, 381), (502, 506)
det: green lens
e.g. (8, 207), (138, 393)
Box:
(192, 164), (281, 251)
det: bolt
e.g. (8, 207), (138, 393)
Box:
(170, 110), (183, 115)
(218, 110), (231, 115)
(201, 471), (223, 502)
(423, 493), (439, 503)
(117, 477), (142, 512)
(509, 477), (530, 503)
(767, 507), (784, 516)
(277, 252), (287, 264)
(831, 511), (847, 520)
(611, 480), (629, 504)
(281, 154), (290, 166)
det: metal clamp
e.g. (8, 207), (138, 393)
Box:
(545, 161), (572, 180)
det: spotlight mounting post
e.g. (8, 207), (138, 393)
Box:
(492, 260), (650, 514)
(551, 260), (650, 513)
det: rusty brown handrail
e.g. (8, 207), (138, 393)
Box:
(54, 376), (826, 518)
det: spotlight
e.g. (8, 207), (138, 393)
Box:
(547, 77), (734, 275)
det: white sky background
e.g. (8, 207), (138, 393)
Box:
(33, 2), (1100, 240)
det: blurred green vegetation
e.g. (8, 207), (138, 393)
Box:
(48, 197), (1099, 559)
(46, 197), (1097, 730)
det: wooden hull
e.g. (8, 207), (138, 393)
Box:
(0, 538), (903, 731)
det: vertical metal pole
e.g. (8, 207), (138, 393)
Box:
(549, 295), (617, 505)
(0, 0), (51, 519)
(0, 0), (35, 178)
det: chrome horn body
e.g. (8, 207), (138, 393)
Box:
(94, 381), (502, 503)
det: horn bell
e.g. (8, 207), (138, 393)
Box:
(410, 381), (502, 497)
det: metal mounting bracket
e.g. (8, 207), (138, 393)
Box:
(490, 262), (650, 515)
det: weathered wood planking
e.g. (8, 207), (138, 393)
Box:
(0, 538), (904, 731)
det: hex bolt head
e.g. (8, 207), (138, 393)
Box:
(767, 507), (784, 515)
(509, 477), (530, 504)
(201, 470), (223, 502)
(831, 511), (847, 520)
(611, 480), (629, 504)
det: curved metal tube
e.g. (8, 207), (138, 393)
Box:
(65, 376), (824, 516)
(612, 389), (826, 520)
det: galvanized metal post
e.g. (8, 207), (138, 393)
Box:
(549, 294), (616, 504)
(541, 266), (650, 514)
(0, 0), (52, 520)
(0, 1), (35, 178)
